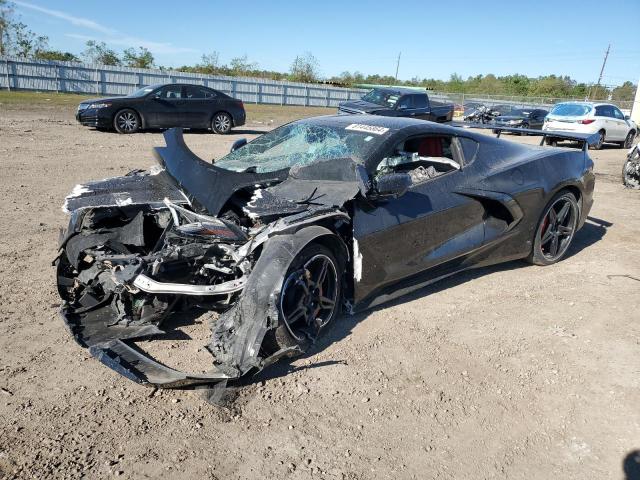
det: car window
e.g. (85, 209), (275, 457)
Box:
(595, 105), (616, 118)
(551, 104), (592, 116)
(157, 85), (183, 99)
(397, 96), (413, 109)
(613, 107), (625, 120)
(185, 86), (216, 99)
(413, 94), (428, 109)
(376, 135), (461, 185)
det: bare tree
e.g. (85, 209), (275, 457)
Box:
(81, 40), (121, 66)
(199, 52), (220, 73)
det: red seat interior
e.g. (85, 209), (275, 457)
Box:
(418, 137), (443, 157)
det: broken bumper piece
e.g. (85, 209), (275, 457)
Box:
(90, 340), (232, 388)
(60, 305), (239, 388)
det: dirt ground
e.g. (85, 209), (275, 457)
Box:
(0, 97), (639, 480)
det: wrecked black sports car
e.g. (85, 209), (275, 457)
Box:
(55, 114), (597, 389)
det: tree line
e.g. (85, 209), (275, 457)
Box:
(0, 0), (635, 101)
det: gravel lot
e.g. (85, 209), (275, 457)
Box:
(0, 98), (639, 480)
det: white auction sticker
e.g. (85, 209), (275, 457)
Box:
(345, 123), (389, 135)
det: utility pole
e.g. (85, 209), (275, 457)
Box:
(394, 52), (401, 82)
(594, 44), (610, 98)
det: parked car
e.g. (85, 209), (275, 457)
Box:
(543, 102), (636, 149)
(492, 108), (549, 133)
(462, 102), (486, 117)
(76, 83), (246, 134)
(338, 87), (454, 122)
(57, 115), (595, 389)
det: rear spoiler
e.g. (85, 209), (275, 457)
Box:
(450, 122), (600, 152)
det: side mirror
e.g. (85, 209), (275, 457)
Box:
(375, 173), (412, 198)
(625, 115), (631, 120)
(230, 138), (247, 152)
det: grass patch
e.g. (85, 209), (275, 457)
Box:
(0, 89), (337, 124)
(0, 90), (95, 106)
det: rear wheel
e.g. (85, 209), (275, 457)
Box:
(113, 109), (140, 134)
(212, 112), (232, 134)
(622, 130), (636, 149)
(528, 191), (580, 266)
(269, 244), (342, 352)
(520, 122), (529, 135)
(590, 130), (605, 150)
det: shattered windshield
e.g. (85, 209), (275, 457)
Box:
(214, 122), (387, 173)
(361, 89), (400, 108)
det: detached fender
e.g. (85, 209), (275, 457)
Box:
(209, 225), (345, 376)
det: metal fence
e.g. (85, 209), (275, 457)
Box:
(0, 56), (634, 113)
(0, 56), (367, 107)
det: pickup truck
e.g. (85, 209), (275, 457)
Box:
(338, 87), (454, 123)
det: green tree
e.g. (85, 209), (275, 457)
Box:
(289, 51), (320, 83)
(82, 40), (121, 65)
(0, 1), (48, 58)
(34, 49), (79, 62)
(228, 54), (257, 76)
(122, 46), (154, 68)
(612, 81), (636, 101)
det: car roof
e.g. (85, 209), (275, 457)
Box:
(371, 86), (429, 96)
(292, 113), (452, 132)
(553, 101), (617, 107)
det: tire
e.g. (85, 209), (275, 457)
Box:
(590, 130), (605, 150)
(113, 109), (140, 134)
(621, 131), (636, 149)
(622, 158), (640, 189)
(520, 122), (529, 135)
(268, 243), (343, 353)
(545, 137), (558, 147)
(527, 191), (580, 266)
(211, 112), (232, 134)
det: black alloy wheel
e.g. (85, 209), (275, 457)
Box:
(114, 109), (140, 134)
(529, 191), (579, 266)
(269, 244), (342, 352)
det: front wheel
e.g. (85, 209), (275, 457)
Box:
(212, 112), (232, 134)
(269, 244), (342, 353)
(520, 122), (529, 135)
(113, 109), (140, 134)
(528, 191), (580, 266)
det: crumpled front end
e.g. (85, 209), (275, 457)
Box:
(55, 129), (361, 389)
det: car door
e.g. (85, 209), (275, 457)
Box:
(612, 106), (629, 140)
(352, 133), (485, 304)
(183, 85), (218, 128)
(145, 84), (185, 128)
(530, 110), (547, 129)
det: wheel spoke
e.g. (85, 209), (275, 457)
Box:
(315, 258), (330, 287)
(549, 235), (559, 257)
(318, 295), (335, 309)
(558, 225), (573, 236)
(541, 226), (554, 245)
(556, 202), (571, 223)
(287, 305), (307, 324)
(548, 208), (557, 224)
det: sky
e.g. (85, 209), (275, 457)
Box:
(11, 0), (640, 86)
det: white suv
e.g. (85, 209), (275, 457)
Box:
(543, 102), (637, 149)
